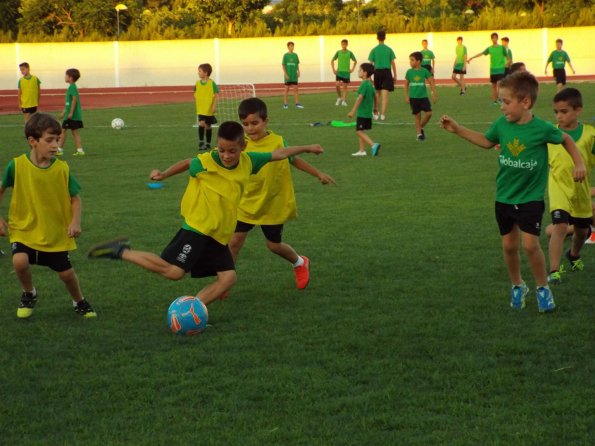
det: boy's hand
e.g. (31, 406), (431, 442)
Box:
(150, 169), (164, 181)
(305, 144), (324, 155)
(0, 217), (7, 236)
(431, 92), (438, 104)
(68, 222), (81, 238)
(404, 97), (410, 104)
(347, 111), (354, 118)
(318, 172), (337, 186)
(439, 115), (458, 133)
(573, 164), (586, 182)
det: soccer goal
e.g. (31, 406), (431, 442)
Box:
(193, 83), (256, 127)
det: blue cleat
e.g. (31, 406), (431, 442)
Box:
(510, 282), (529, 309)
(536, 286), (556, 313)
(371, 143), (381, 157)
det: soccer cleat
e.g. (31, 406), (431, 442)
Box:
(510, 282), (529, 310)
(416, 133), (424, 141)
(73, 150), (86, 156)
(371, 143), (381, 157)
(294, 256), (310, 289)
(373, 112), (379, 121)
(460, 89), (465, 95)
(74, 299), (97, 318)
(565, 249), (584, 271)
(547, 267), (565, 285)
(335, 98), (342, 106)
(198, 141), (205, 151)
(283, 104), (288, 110)
(341, 100), (348, 106)
(352, 151), (367, 157)
(420, 129), (426, 140)
(205, 143), (211, 151)
(295, 103), (304, 109)
(380, 114), (386, 121)
(536, 286), (556, 313)
(586, 228), (595, 244)
(87, 237), (131, 259)
(17, 291), (38, 319)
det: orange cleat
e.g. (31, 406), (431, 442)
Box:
(294, 256), (310, 290)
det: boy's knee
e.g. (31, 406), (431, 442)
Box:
(219, 270), (237, 287)
(163, 266), (186, 281)
(58, 268), (76, 282)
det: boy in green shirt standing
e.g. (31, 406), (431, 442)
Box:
(331, 39), (357, 106)
(282, 42), (303, 109)
(501, 37), (513, 75)
(58, 68), (85, 156)
(468, 32), (510, 104)
(439, 72), (586, 313)
(420, 39), (435, 76)
(368, 30), (396, 121)
(451, 36), (468, 95)
(348, 63), (381, 157)
(404, 52), (437, 141)
(545, 39), (576, 92)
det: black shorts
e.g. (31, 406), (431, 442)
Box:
(198, 115), (217, 126)
(356, 117), (372, 131)
(553, 68), (566, 85)
(421, 65), (433, 75)
(373, 69), (394, 91)
(490, 73), (506, 84)
(160, 229), (234, 278)
(11, 242), (73, 272)
(453, 68), (466, 75)
(495, 201), (545, 236)
(21, 106), (37, 114)
(285, 81), (298, 86)
(504, 67), (512, 76)
(336, 75), (350, 83)
(550, 209), (592, 228)
(410, 97), (432, 115)
(62, 119), (83, 130)
(235, 221), (284, 243)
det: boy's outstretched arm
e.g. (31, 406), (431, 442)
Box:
(292, 156), (336, 185)
(440, 115), (494, 149)
(150, 158), (191, 181)
(561, 133), (586, 182)
(271, 144), (323, 161)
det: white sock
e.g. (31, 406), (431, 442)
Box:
(76, 148), (84, 152)
(293, 256), (304, 268)
(25, 288), (37, 296)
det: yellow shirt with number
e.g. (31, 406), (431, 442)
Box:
(9, 154), (76, 251)
(237, 132), (297, 225)
(548, 123), (595, 218)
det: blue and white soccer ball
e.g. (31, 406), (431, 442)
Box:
(167, 296), (208, 335)
(111, 118), (125, 130)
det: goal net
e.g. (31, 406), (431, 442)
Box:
(194, 83), (256, 127)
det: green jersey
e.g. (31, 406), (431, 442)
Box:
(421, 49), (435, 67)
(504, 47), (512, 65)
(282, 52), (300, 83)
(547, 50), (570, 69)
(368, 43), (396, 70)
(356, 79), (375, 119)
(333, 50), (356, 77)
(482, 45), (507, 75)
(405, 68), (431, 99)
(454, 45), (467, 70)
(64, 83), (82, 121)
(485, 115), (564, 204)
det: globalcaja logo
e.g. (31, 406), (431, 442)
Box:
(499, 155), (538, 171)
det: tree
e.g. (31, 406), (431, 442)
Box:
(195, 0), (270, 36)
(0, 0), (21, 34)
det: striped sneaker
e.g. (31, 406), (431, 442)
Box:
(510, 282), (529, 310)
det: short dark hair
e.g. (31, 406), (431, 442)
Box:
(422, 39), (428, 44)
(66, 68), (80, 82)
(499, 71), (539, 108)
(491, 32), (499, 39)
(553, 87), (583, 109)
(377, 30), (386, 41)
(341, 39), (348, 44)
(198, 63), (212, 76)
(217, 121), (245, 144)
(510, 62), (526, 73)
(287, 41), (294, 47)
(19, 62), (30, 69)
(238, 97), (267, 120)
(556, 38), (563, 44)
(25, 113), (62, 140)
(360, 63), (374, 77)
(457, 36), (463, 41)
(410, 51), (423, 62)
(502, 37), (509, 42)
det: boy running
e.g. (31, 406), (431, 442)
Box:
(194, 63), (219, 151)
(17, 62), (41, 123)
(348, 63), (381, 157)
(405, 52), (437, 141)
(331, 39), (357, 106)
(545, 39), (576, 92)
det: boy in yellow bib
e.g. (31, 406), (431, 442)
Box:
(230, 98), (336, 290)
(87, 122), (325, 309)
(0, 113), (96, 318)
(547, 88), (595, 284)
(17, 62), (41, 123)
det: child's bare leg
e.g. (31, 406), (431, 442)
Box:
(12, 252), (34, 291)
(501, 227), (522, 284)
(380, 90), (389, 116)
(58, 268), (83, 302)
(266, 240), (299, 264)
(548, 222), (568, 272)
(460, 74), (466, 91)
(336, 82), (342, 98)
(121, 249), (185, 280)
(420, 110), (432, 129)
(357, 130), (373, 150)
(283, 85), (289, 105)
(491, 82), (498, 101)
(229, 232), (248, 262)
(342, 83), (348, 101)
(451, 73), (460, 88)
(522, 232), (548, 286)
(59, 128), (67, 148)
(570, 227), (589, 258)
(198, 270), (237, 305)
(414, 113), (422, 134)
(293, 86), (299, 104)
(23, 112), (31, 123)
(72, 129), (82, 149)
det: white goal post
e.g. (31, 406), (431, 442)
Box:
(193, 83), (256, 127)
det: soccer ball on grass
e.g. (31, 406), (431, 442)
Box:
(167, 296), (208, 335)
(111, 118), (125, 130)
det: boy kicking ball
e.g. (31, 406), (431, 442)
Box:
(348, 63), (381, 157)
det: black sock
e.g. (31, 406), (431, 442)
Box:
(206, 128), (212, 144)
(198, 126), (205, 142)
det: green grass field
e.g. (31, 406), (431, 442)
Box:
(0, 83), (594, 445)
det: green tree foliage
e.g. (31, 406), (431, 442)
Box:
(5, 0), (595, 42)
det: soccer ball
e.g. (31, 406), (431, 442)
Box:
(111, 118), (125, 130)
(167, 296), (208, 335)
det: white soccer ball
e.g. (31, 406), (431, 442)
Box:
(111, 118), (125, 130)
